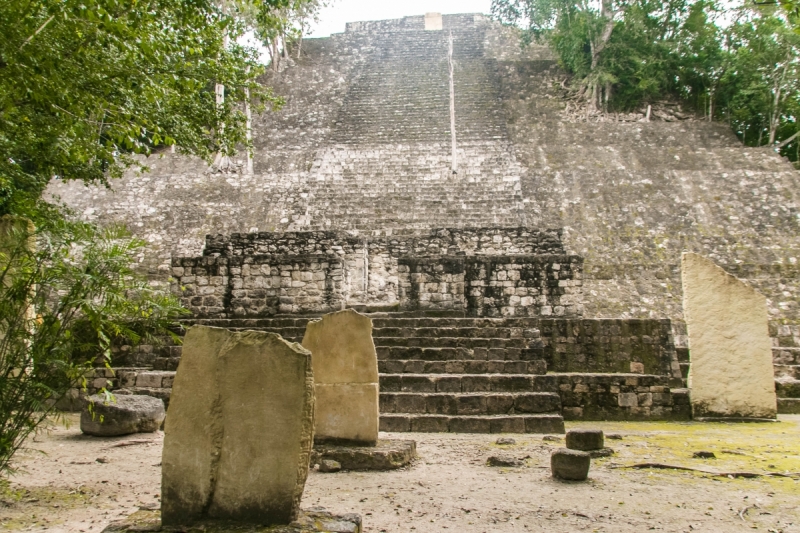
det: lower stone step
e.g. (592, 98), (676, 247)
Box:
(774, 347), (800, 365)
(380, 392), (561, 415)
(775, 378), (800, 398)
(378, 359), (546, 375)
(380, 373), (553, 393)
(774, 365), (800, 380)
(380, 413), (565, 434)
(778, 398), (800, 414)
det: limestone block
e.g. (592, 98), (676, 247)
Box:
(424, 12), (442, 31)
(302, 309), (378, 445)
(681, 253), (777, 419)
(161, 326), (315, 527)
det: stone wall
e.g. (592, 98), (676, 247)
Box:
(174, 255), (345, 317)
(173, 229), (582, 317)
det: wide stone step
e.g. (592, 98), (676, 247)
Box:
(380, 392), (561, 415)
(774, 365), (800, 380)
(373, 327), (529, 338)
(775, 378), (800, 398)
(379, 413), (565, 434)
(778, 398), (800, 414)
(378, 359), (546, 374)
(379, 373), (557, 393)
(374, 336), (531, 349)
(371, 317), (545, 328)
(376, 346), (537, 362)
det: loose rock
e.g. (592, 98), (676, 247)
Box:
(496, 437), (516, 445)
(551, 448), (591, 481)
(692, 451), (716, 459)
(318, 460), (342, 473)
(487, 455), (524, 467)
(80, 394), (165, 437)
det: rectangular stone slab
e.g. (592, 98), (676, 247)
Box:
(302, 309), (379, 445)
(161, 326), (315, 526)
(315, 383), (379, 444)
(682, 253), (777, 419)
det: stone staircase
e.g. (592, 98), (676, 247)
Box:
(92, 314), (692, 431)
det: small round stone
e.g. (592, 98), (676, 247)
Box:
(551, 448), (591, 481)
(495, 437), (516, 445)
(80, 394), (165, 437)
(566, 429), (604, 451)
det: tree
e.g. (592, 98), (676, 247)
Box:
(0, 214), (187, 476)
(492, 0), (800, 163)
(717, 6), (800, 147)
(0, 0), (290, 217)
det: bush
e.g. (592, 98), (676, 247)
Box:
(0, 216), (187, 476)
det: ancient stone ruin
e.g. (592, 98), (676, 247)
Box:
(53, 13), (800, 422)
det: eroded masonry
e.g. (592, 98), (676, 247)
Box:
(51, 13), (800, 421)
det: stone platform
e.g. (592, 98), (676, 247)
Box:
(311, 439), (416, 471)
(103, 509), (362, 532)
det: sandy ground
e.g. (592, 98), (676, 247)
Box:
(1, 415), (799, 532)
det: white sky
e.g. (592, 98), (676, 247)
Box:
(308, 0), (494, 38)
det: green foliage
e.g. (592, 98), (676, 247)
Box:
(0, 214), (187, 476)
(0, 0), (287, 217)
(491, 0), (800, 161)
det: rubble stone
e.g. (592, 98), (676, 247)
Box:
(80, 394), (165, 437)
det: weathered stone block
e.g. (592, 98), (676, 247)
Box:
(682, 253), (777, 419)
(302, 309), (379, 445)
(161, 326), (315, 527)
(565, 429), (604, 451)
(551, 448), (591, 481)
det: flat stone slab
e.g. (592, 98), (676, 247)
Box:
(103, 509), (362, 532)
(81, 394), (165, 437)
(311, 439), (416, 471)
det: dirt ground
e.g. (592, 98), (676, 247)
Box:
(1, 415), (799, 533)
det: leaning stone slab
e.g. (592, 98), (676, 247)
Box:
(80, 394), (165, 437)
(103, 508), (362, 533)
(161, 326), (315, 527)
(311, 439), (416, 471)
(681, 253), (777, 420)
(302, 309), (379, 445)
